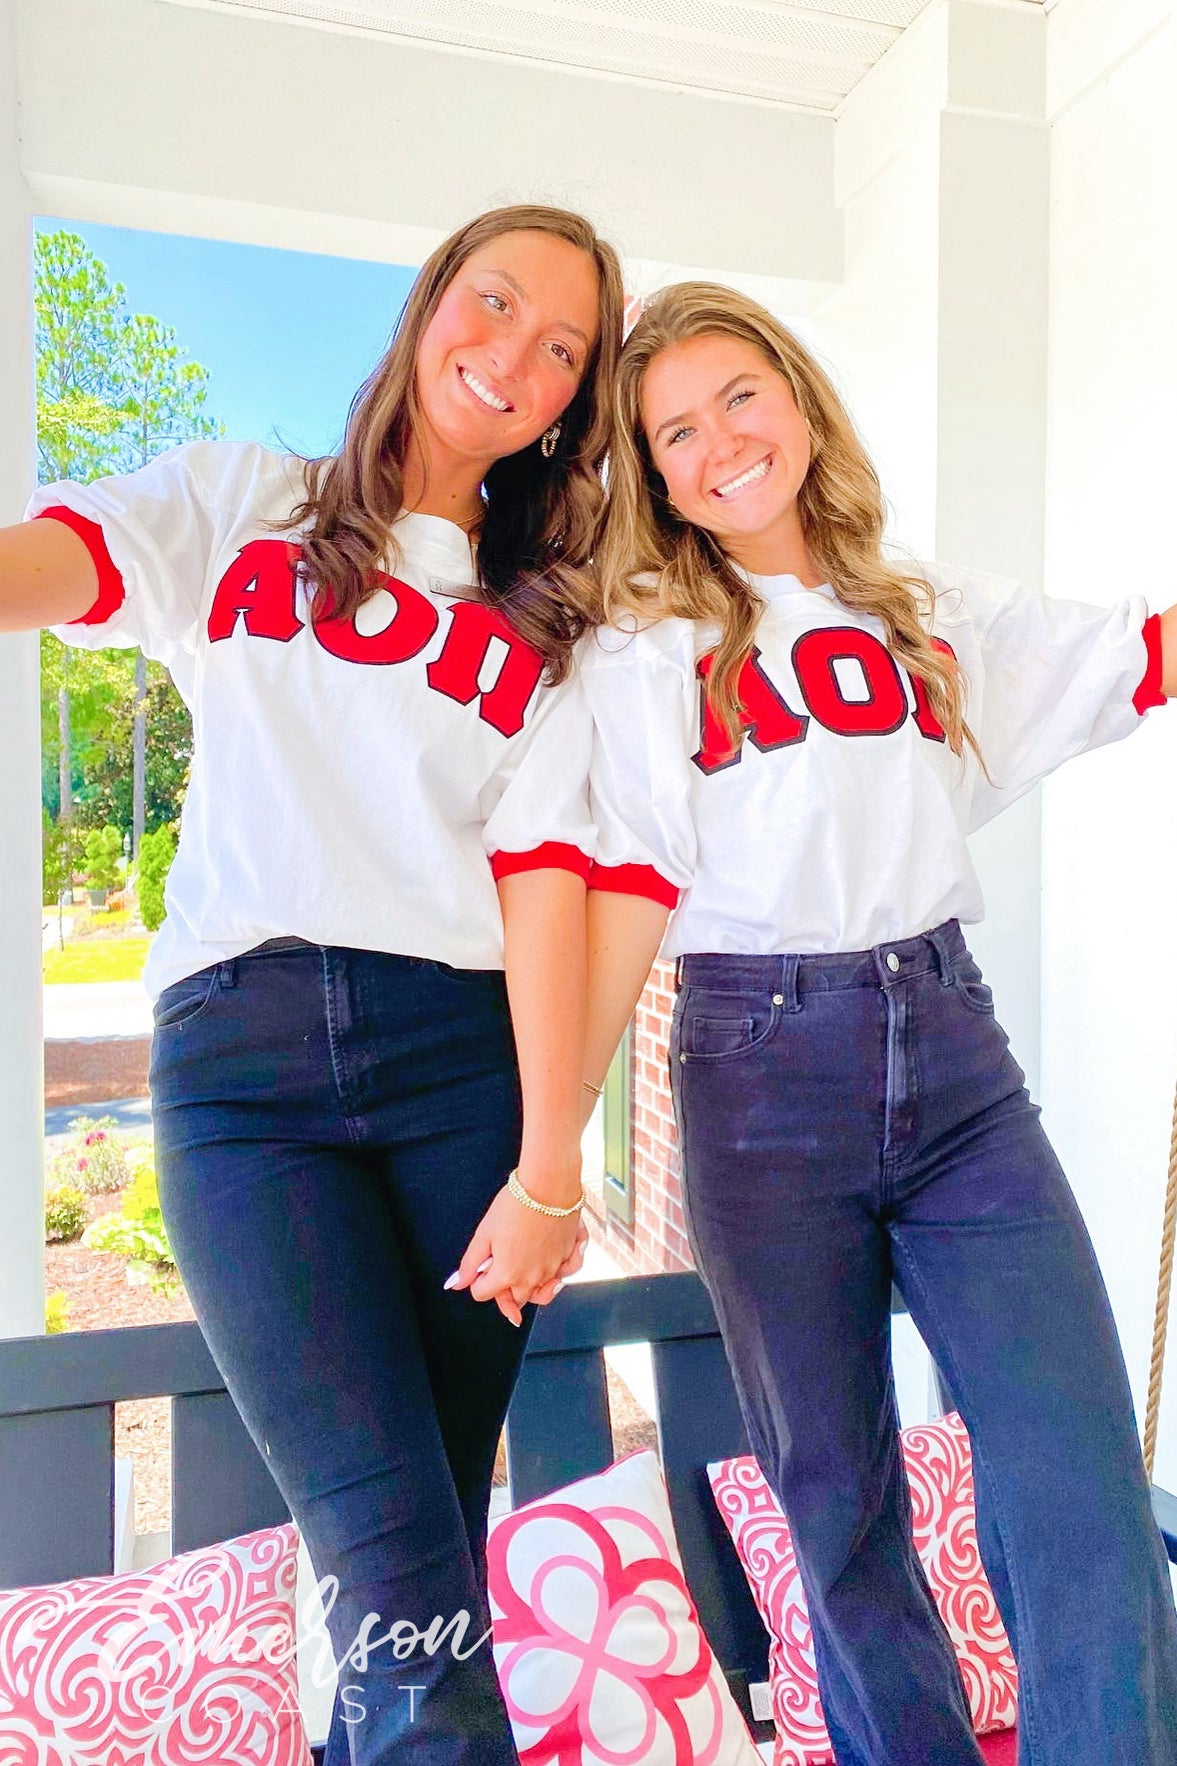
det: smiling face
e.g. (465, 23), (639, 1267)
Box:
(640, 331), (818, 580)
(413, 229), (602, 479)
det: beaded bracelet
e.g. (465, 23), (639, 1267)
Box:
(507, 1169), (585, 1219)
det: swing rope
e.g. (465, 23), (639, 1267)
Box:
(1144, 1076), (1177, 1481)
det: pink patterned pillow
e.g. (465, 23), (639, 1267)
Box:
(0, 1523), (311, 1766)
(708, 1414), (1017, 1766)
(488, 1448), (762, 1766)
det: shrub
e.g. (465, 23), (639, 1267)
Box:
(45, 1291), (70, 1334)
(45, 1184), (87, 1243)
(47, 1115), (130, 1195)
(84, 1146), (177, 1294)
(136, 825), (176, 932)
(122, 1151), (161, 1221)
(83, 823), (123, 892)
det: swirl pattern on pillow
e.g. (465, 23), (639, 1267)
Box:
(709, 1414), (1017, 1766)
(0, 1524), (310, 1766)
(489, 1449), (762, 1766)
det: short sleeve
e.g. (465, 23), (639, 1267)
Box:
(953, 569), (1162, 831)
(482, 670), (594, 883)
(25, 442), (251, 667)
(584, 632), (695, 909)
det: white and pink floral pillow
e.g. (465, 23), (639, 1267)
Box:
(488, 1448), (761, 1766)
(709, 1413), (1017, 1766)
(0, 1523), (311, 1766)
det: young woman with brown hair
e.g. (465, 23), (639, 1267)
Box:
(581, 280), (1177, 1765)
(1, 205), (623, 1764)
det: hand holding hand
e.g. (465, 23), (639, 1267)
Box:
(444, 1165), (586, 1325)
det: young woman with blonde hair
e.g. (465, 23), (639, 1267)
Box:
(2, 204), (623, 1764)
(581, 280), (1177, 1764)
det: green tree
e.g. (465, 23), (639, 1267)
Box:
(35, 230), (129, 487)
(136, 826), (176, 933)
(82, 825), (123, 894)
(35, 229), (220, 876)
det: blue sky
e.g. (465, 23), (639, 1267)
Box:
(36, 219), (419, 460)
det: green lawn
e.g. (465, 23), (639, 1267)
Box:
(44, 938), (153, 985)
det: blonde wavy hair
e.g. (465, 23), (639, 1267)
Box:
(598, 282), (975, 756)
(287, 205), (624, 678)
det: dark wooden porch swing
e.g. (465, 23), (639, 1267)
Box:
(1, 1091), (1176, 1758)
(1, 1265), (1174, 1760)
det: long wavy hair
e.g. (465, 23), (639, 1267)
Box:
(288, 205), (624, 677)
(598, 282), (975, 756)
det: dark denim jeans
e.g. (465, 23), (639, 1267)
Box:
(150, 941), (529, 1766)
(672, 921), (1177, 1766)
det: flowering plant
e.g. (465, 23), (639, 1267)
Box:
(46, 1115), (130, 1195)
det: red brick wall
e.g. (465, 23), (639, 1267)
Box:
(587, 959), (694, 1276)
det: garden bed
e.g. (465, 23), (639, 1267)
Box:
(44, 1037), (150, 1107)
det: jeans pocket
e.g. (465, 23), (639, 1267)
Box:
(691, 1014), (755, 1056)
(952, 954), (996, 1016)
(415, 957), (500, 992)
(681, 989), (780, 1061)
(153, 966), (221, 1030)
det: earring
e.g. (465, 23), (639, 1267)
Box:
(541, 424), (561, 459)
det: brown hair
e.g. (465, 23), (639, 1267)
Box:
(289, 205), (624, 677)
(598, 282), (976, 757)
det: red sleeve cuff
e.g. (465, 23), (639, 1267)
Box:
(34, 506), (126, 625)
(1133, 613), (1166, 715)
(490, 842), (592, 883)
(587, 861), (680, 910)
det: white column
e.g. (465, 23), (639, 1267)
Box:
(934, 2), (1049, 1096)
(819, 0), (1048, 1094)
(815, 0), (1048, 1423)
(0, 0), (46, 1339)
(1039, 0), (1177, 1485)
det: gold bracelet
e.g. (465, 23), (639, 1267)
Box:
(506, 1169), (585, 1218)
(582, 1079), (604, 1099)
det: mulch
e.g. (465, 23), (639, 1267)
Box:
(48, 1190), (658, 1542)
(44, 1038), (151, 1107)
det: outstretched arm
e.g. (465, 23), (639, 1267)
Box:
(583, 890), (671, 1124)
(448, 868), (589, 1324)
(0, 518), (99, 631)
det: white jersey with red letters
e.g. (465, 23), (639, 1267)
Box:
(28, 440), (594, 997)
(584, 564), (1164, 955)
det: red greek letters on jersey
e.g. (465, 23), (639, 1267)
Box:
(791, 627), (908, 737)
(206, 539), (303, 643)
(692, 648), (808, 775)
(692, 628), (960, 771)
(426, 600), (545, 738)
(908, 637), (957, 742)
(206, 538), (542, 735)
(313, 578), (438, 666)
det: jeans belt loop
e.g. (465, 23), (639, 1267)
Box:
(926, 924), (954, 987)
(218, 957), (238, 989)
(673, 955), (684, 993)
(780, 952), (801, 1014)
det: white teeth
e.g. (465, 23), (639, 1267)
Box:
(714, 457), (771, 497)
(459, 367), (511, 412)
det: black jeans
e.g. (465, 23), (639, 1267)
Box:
(150, 941), (529, 1765)
(672, 921), (1177, 1766)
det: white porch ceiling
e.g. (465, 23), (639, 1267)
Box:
(166, 0), (1045, 111)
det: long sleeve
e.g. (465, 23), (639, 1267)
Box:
(932, 566), (1165, 832)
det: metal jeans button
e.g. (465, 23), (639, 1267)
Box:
(886, 952), (901, 973)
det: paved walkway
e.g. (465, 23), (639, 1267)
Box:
(43, 981), (152, 1042)
(45, 1096), (153, 1139)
